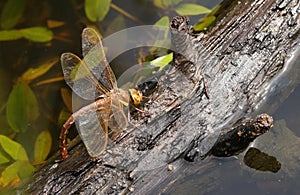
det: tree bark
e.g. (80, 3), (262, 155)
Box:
(25, 0), (300, 194)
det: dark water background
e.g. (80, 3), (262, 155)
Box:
(0, 0), (299, 194)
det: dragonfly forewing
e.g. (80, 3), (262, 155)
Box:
(61, 52), (106, 100)
(82, 28), (117, 90)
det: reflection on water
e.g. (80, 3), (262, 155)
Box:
(274, 84), (300, 137)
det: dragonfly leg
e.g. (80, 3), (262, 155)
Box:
(132, 105), (148, 113)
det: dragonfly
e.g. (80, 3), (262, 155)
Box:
(59, 28), (157, 161)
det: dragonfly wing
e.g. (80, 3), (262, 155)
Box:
(108, 92), (128, 137)
(76, 98), (111, 158)
(82, 28), (117, 90)
(61, 52), (108, 100)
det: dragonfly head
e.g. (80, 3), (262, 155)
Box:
(129, 89), (143, 105)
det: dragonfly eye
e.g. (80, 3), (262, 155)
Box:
(129, 89), (143, 105)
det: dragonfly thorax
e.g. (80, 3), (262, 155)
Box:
(109, 88), (130, 107)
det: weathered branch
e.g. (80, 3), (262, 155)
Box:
(25, 0), (300, 194)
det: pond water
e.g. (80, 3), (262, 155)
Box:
(168, 60), (300, 195)
(0, 0), (299, 194)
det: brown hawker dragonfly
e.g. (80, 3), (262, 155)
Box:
(59, 28), (157, 160)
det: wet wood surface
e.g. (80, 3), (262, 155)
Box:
(25, 0), (300, 194)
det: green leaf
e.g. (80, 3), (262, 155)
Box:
(175, 3), (211, 15)
(6, 83), (39, 132)
(0, 151), (10, 165)
(47, 19), (65, 28)
(208, 4), (221, 16)
(150, 52), (173, 71)
(105, 15), (126, 35)
(85, 0), (111, 22)
(0, 160), (34, 187)
(17, 160), (35, 179)
(153, 0), (165, 8)
(0, 115), (12, 135)
(57, 107), (71, 128)
(60, 88), (72, 112)
(154, 0), (182, 8)
(0, 27), (53, 42)
(0, 0), (26, 29)
(0, 135), (29, 161)
(162, 0), (182, 6)
(34, 130), (52, 163)
(0, 30), (23, 41)
(20, 57), (59, 83)
(20, 27), (53, 42)
(193, 4), (220, 31)
(154, 16), (170, 27)
(0, 161), (19, 187)
(151, 16), (171, 52)
(193, 16), (216, 31)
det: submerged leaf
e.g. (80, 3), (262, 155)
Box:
(106, 15), (126, 35)
(20, 27), (53, 42)
(0, 135), (29, 161)
(85, 0), (111, 22)
(105, 15), (127, 54)
(162, 0), (182, 6)
(0, 151), (10, 165)
(20, 57), (59, 83)
(194, 5), (220, 31)
(153, 0), (165, 8)
(47, 20), (65, 28)
(0, 161), (19, 187)
(0, 0), (26, 29)
(0, 30), (23, 41)
(6, 83), (39, 132)
(0, 115), (11, 135)
(150, 16), (171, 53)
(150, 52), (173, 71)
(154, 16), (170, 27)
(193, 16), (216, 31)
(18, 160), (35, 179)
(57, 108), (71, 128)
(0, 27), (53, 42)
(175, 3), (211, 15)
(154, 0), (182, 8)
(0, 160), (35, 187)
(162, 0), (183, 6)
(60, 88), (72, 112)
(34, 130), (52, 163)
